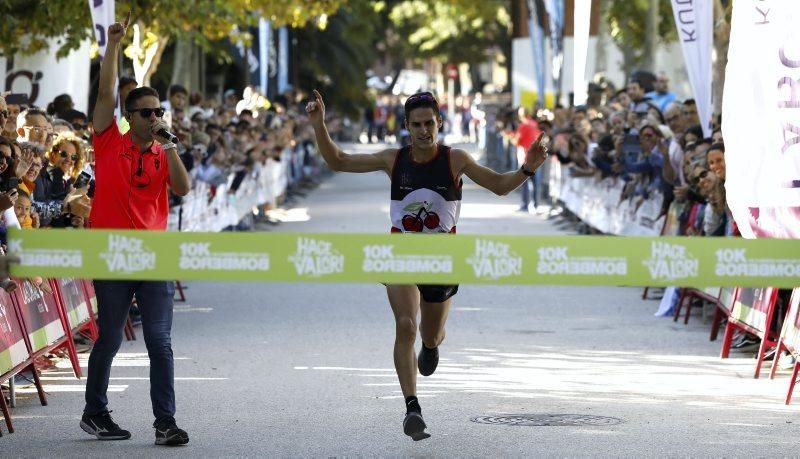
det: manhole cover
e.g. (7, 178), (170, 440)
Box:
(470, 414), (623, 427)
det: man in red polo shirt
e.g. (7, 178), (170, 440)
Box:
(80, 12), (191, 446)
(514, 107), (541, 212)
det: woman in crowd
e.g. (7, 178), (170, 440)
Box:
(46, 132), (86, 199)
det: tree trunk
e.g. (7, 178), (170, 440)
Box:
(142, 37), (168, 87)
(622, 44), (636, 83)
(712, 0), (731, 116)
(129, 23), (169, 87)
(171, 36), (193, 91)
(594, 0), (609, 75)
(643, 0), (659, 72)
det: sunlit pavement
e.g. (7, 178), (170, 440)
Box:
(4, 142), (797, 456)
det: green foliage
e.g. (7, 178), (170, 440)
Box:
(605, 0), (677, 67)
(293, 1), (379, 117)
(0, 0), (94, 57)
(385, 0), (511, 65)
(0, 0), (344, 58)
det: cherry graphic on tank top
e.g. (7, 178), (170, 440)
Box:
(402, 201), (440, 232)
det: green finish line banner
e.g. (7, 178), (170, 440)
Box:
(7, 229), (800, 287)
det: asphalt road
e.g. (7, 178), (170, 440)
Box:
(3, 143), (797, 457)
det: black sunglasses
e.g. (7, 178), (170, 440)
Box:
(72, 123), (87, 130)
(129, 107), (165, 118)
(59, 151), (79, 161)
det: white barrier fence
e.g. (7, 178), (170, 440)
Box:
(549, 160), (665, 236)
(168, 158), (289, 232)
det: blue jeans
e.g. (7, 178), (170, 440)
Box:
(84, 280), (176, 425)
(520, 174), (538, 209)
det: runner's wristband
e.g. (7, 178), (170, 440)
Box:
(520, 166), (535, 176)
(161, 142), (177, 150)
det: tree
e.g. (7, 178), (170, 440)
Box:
(383, 0), (512, 76)
(293, 1), (381, 117)
(712, 0), (732, 115)
(0, 0), (345, 84)
(605, 0), (677, 78)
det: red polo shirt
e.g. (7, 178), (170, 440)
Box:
(516, 118), (541, 151)
(89, 119), (172, 230)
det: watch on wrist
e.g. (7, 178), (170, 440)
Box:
(520, 165), (535, 176)
(161, 141), (177, 150)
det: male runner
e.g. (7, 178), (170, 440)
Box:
(306, 90), (548, 441)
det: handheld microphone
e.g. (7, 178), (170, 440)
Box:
(156, 128), (178, 143)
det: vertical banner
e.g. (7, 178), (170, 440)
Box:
(259, 18), (271, 96)
(777, 289), (800, 355)
(58, 278), (91, 329)
(13, 280), (64, 352)
(88, 0), (115, 59)
(722, 2), (800, 239)
(0, 291), (28, 376)
(0, 40), (91, 113)
(544, 0), (565, 103)
(572, 0), (591, 106)
(527, 0), (547, 108)
(278, 26), (289, 95)
(670, 0), (713, 136)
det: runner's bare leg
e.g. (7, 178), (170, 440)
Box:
(386, 284), (420, 396)
(420, 299), (451, 349)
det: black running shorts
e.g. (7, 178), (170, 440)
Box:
(417, 284), (459, 303)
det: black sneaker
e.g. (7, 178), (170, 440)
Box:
(418, 344), (439, 376)
(732, 334), (760, 350)
(403, 411), (431, 441)
(80, 411), (131, 440)
(155, 418), (189, 446)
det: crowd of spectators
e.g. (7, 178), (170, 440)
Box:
(363, 93), (483, 147)
(0, 81), (348, 295)
(484, 71), (792, 366)
(486, 71), (729, 233)
(3, 82), (342, 217)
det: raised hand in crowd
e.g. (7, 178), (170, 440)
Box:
(67, 195), (91, 219)
(107, 11), (131, 44)
(14, 147), (34, 178)
(94, 11), (131, 134)
(657, 137), (669, 155)
(0, 247), (20, 279)
(70, 215), (85, 228)
(0, 188), (18, 212)
(32, 276), (52, 294)
(64, 186), (91, 218)
(31, 210), (40, 229)
(674, 184), (689, 200)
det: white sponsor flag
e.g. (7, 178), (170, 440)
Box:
(722, 2), (800, 239)
(0, 40), (91, 113)
(259, 18), (271, 96)
(88, 0), (116, 59)
(670, 0), (712, 137)
(572, 0), (591, 106)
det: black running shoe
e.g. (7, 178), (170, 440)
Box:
(154, 418), (189, 446)
(80, 411), (131, 440)
(403, 411), (431, 441)
(418, 344), (439, 376)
